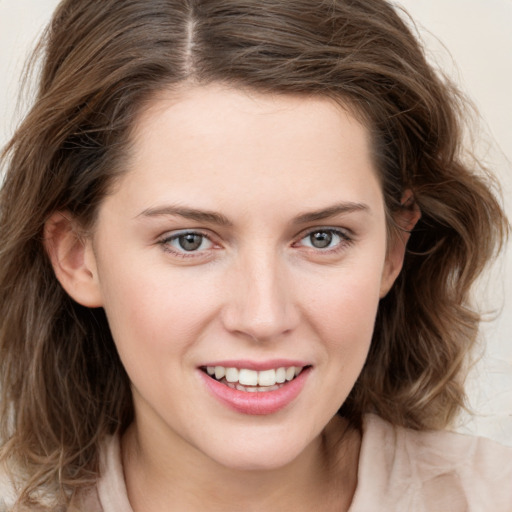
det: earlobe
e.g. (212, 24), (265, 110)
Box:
(379, 191), (421, 298)
(44, 212), (103, 307)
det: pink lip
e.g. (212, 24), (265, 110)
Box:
(199, 359), (309, 371)
(199, 366), (311, 415)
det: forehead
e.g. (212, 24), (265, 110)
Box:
(107, 84), (383, 218)
(131, 84), (372, 160)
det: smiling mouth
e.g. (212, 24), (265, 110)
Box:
(201, 365), (308, 392)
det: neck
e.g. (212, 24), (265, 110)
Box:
(121, 415), (360, 512)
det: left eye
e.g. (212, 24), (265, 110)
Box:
(299, 229), (346, 249)
(165, 232), (213, 252)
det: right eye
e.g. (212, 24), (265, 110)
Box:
(159, 231), (215, 256)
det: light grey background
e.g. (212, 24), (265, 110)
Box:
(1, 0), (511, 445)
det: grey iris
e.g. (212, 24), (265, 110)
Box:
(310, 231), (332, 249)
(179, 233), (203, 251)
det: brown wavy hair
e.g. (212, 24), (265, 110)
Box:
(0, 0), (508, 508)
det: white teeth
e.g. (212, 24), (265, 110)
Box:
(225, 367), (239, 383)
(206, 365), (305, 387)
(239, 369), (258, 386)
(275, 367), (286, 383)
(258, 369), (276, 386)
(214, 366), (226, 379)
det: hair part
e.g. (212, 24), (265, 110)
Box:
(0, 0), (508, 507)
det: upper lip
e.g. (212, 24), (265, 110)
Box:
(198, 359), (310, 371)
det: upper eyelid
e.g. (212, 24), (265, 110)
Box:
(295, 226), (352, 240)
(157, 230), (217, 259)
(159, 228), (213, 241)
(158, 229), (217, 251)
(292, 228), (354, 253)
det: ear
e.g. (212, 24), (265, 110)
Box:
(379, 191), (421, 298)
(44, 212), (103, 307)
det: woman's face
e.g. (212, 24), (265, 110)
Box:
(83, 85), (403, 470)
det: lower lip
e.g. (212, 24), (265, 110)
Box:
(200, 368), (310, 415)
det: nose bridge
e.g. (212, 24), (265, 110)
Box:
(222, 245), (297, 341)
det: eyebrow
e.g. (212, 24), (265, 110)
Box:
(137, 201), (369, 226)
(292, 202), (369, 224)
(137, 206), (233, 226)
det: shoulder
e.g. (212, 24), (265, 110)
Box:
(350, 413), (512, 512)
(0, 437), (127, 512)
(362, 413), (512, 473)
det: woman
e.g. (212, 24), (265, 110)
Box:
(0, 0), (511, 510)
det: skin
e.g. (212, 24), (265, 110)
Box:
(46, 84), (414, 511)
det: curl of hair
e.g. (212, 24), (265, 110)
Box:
(0, 0), (508, 507)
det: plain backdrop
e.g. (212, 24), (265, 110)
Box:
(1, 0), (511, 446)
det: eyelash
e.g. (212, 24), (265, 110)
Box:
(157, 227), (353, 259)
(158, 230), (217, 259)
(295, 227), (353, 254)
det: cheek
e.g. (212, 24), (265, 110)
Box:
(290, 268), (382, 418)
(301, 261), (384, 336)
(98, 264), (220, 362)
(298, 259), (383, 382)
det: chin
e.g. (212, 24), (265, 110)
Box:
(199, 430), (316, 472)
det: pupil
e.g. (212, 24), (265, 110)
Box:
(311, 231), (332, 249)
(179, 234), (203, 251)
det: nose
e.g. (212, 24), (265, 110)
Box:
(220, 249), (299, 342)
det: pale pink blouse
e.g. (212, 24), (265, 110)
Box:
(75, 414), (512, 511)
(2, 414), (512, 511)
